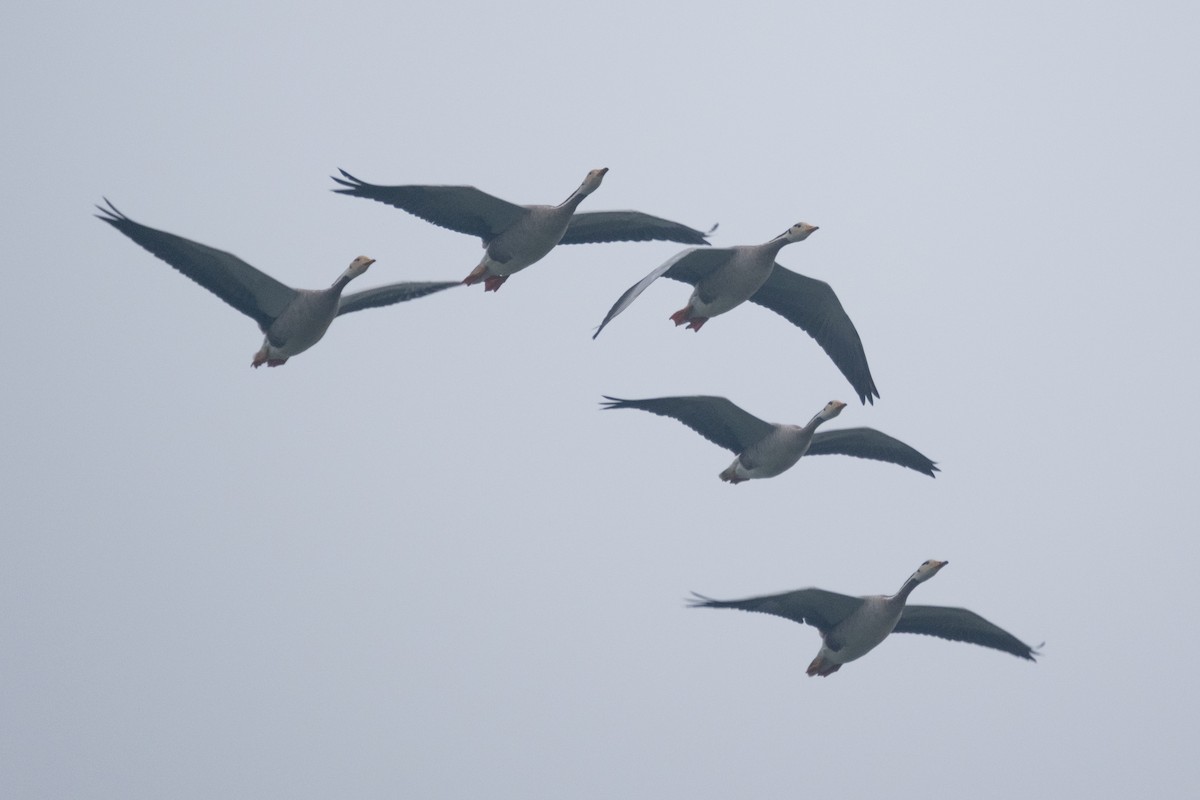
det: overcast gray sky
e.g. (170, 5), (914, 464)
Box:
(3, 1), (1199, 797)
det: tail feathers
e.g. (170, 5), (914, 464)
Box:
(806, 655), (842, 677)
(719, 465), (746, 484)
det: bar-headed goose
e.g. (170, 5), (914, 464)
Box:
(690, 560), (1038, 676)
(601, 395), (936, 482)
(97, 200), (457, 367)
(332, 168), (712, 292)
(593, 224), (878, 405)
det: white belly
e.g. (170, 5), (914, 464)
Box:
(819, 601), (904, 666)
(727, 426), (812, 480)
(689, 249), (774, 318)
(484, 209), (572, 275)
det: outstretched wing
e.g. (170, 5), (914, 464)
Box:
(600, 394), (773, 454)
(895, 605), (1038, 660)
(688, 588), (864, 635)
(750, 265), (879, 405)
(331, 169), (527, 242)
(561, 211), (712, 245)
(337, 281), (460, 316)
(807, 427), (939, 477)
(592, 248), (733, 338)
(96, 199), (296, 330)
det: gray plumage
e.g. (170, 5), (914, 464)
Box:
(593, 223), (879, 405)
(96, 199), (457, 366)
(331, 168), (712, 291)
(690, 560), (1037, 677)
(600, 394), (937, 481)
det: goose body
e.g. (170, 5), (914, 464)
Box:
(690, 560), (1038, 677)
(332, 168), (713, 291)
(716, 400), (847, 482)
(252, 280), (359, 367)
(593, 223), (879, 405)
(812, 595), (909, 671)
(673, 223), (818, 325)
(464, 179), (597, 289)
(600, 395), (937, 482)
(97, 200), (457, 367)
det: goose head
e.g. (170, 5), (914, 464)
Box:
(775, 222), (819, 243)
(818, 400), (847, 420)
(909, 559), (949, 584)
(342, 255), (376, 279)
(577, 167), (610, 197)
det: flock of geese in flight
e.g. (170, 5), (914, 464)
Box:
(97, 167), (1038, 678)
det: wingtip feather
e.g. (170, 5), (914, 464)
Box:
(330, 168), (364, 191)
(95, 197), (126, 222)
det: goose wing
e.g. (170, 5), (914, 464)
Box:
(561, 211), (712, 246)
(592, 248), (733, 338)
(806, 427), (939, 477)
(749, 265), (879, 405)
(337, 281), (459, 316)
(688, 588), (863, 635)
(331, 169), (526, 242)
(895, 605), (1038, 660)
(600, 394), (773, 454)
(96, 199), (296, 331)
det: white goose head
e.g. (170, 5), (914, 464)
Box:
(775, 222), (819, 243)
(819, 400), (847, 420)
(909, 559), (949, 585)
(577, 167), (609, 197)
(343, 255), (376, 279)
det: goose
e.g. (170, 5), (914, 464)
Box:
(592, 224), (879, 405)
(600, 395), (937, 482)
(689, 560), (1038, 676)
(332, 168), (713, 292)
(96, 200), (457, 367)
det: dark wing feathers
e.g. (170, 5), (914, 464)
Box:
(96, 199), (296, 330)
(592, 248), (733, 339)
(337, 281), (459, 316)
(561, 211), (712, 246)
(600, 395), (773, 454)
(660, 247), (739, 285)
(750, 266), (879, 405)
(591, 253), (879, 408)
(688, 588), (864, 635)
(895, 605), (1039, 660)
(331, 169), (526, 242)
(807, 427), (939, 477)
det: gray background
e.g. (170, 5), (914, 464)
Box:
(3, 1), (1198, 797)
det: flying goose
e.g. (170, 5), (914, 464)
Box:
(689, 560), (1038, 676)
(601, 395), (936, 482)
(592, 224), (879, 405)
(96, 200), (457, 367)
(332, 168), (713, 292)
